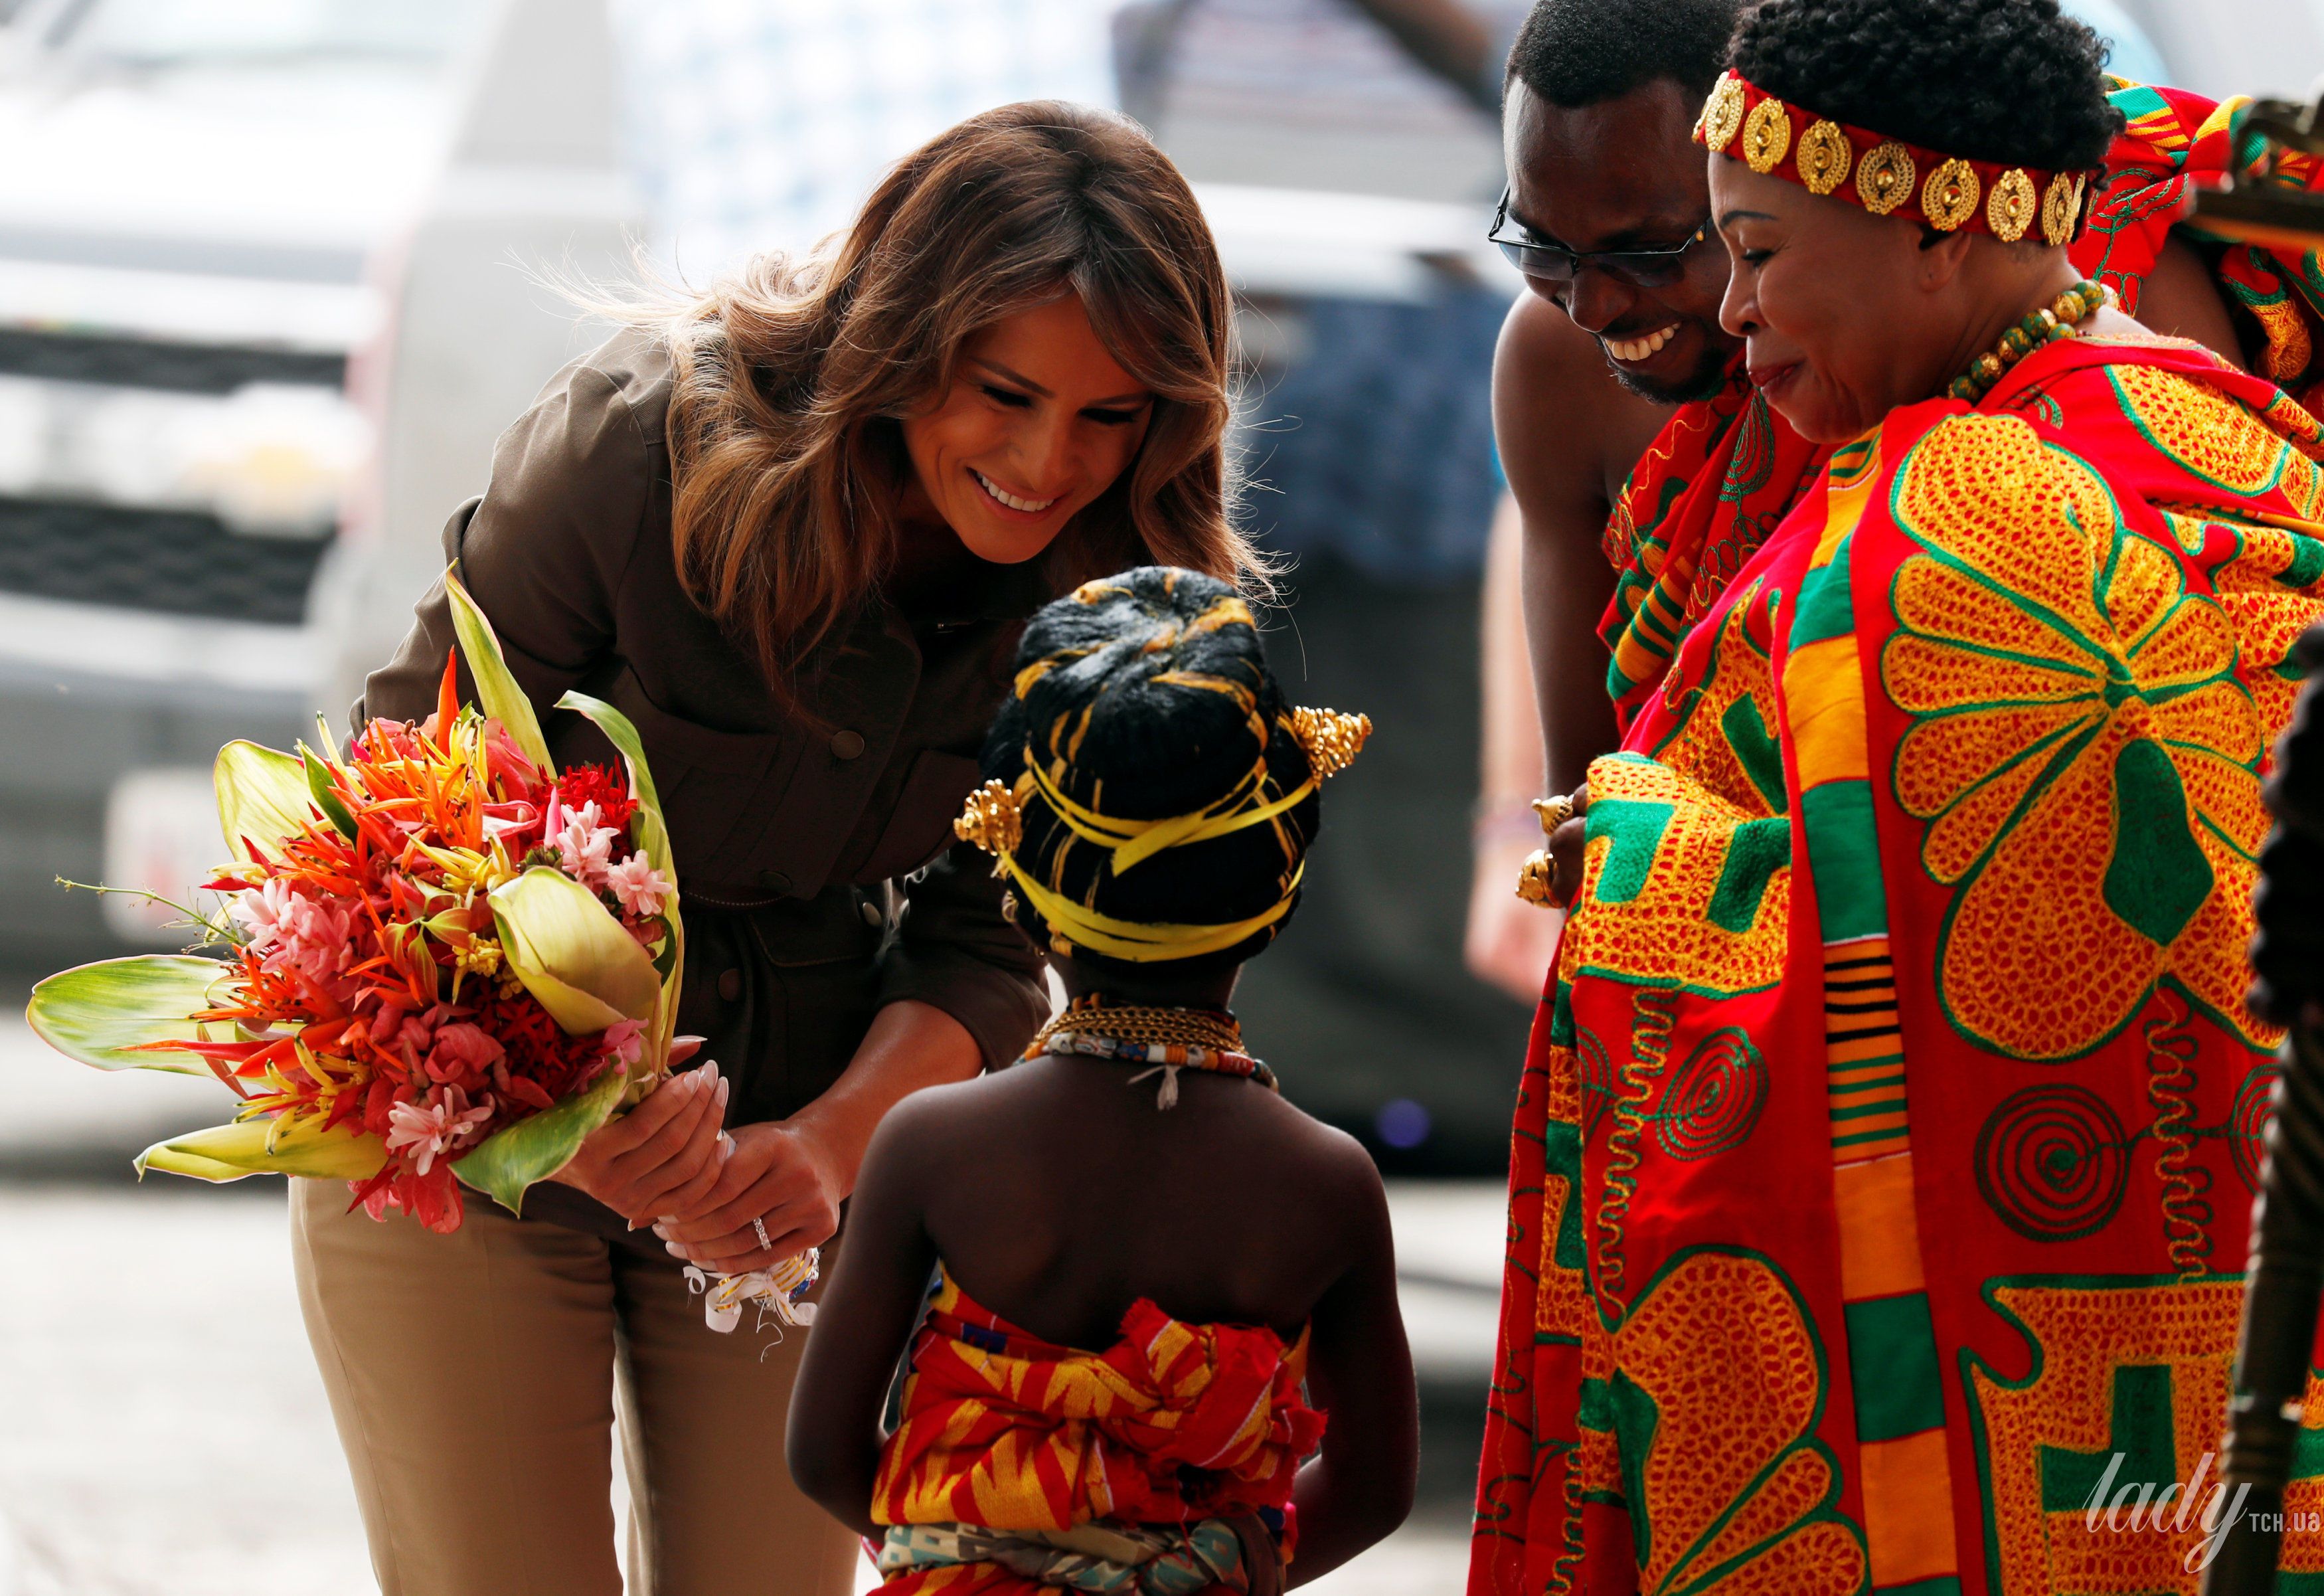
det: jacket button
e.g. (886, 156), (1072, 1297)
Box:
(716, 968), (742, 1002)
(860, 901), (884, 928)
(760, 870), (792, 895)
(830, 729), (866, 760)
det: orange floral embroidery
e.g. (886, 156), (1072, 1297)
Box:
(2109, 361), (2324, 515)
(1880, 412), (2271, 1061)
(1584, 1250), (1867, 1594)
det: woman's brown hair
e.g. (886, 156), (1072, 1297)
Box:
(658, 100), (1262, 690)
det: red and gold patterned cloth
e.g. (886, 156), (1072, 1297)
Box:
(872, 1267), (1323, 1594)
(1599, 80), (2324, 733)
(1474, 333), (2324, 1595)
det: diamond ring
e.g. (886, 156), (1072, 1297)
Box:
(752, 1217), (772, 1252)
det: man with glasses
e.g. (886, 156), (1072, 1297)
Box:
(1479, 0), (1748, 824)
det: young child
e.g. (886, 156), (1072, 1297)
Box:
(788, 567), (1418, 1594)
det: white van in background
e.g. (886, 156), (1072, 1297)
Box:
(0, 0), (633, 960)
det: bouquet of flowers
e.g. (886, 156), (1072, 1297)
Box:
(29, 572), (813, 1324)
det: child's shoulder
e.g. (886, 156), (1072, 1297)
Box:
(1240, 1085), (1384, 1192)
(867, 1061), (1382, 1199)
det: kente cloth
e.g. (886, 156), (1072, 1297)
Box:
(1598, 80), (2324, 734)
(871, 1266), (1324, 1595)
(2084, 79), (2324, 399)
(1472, 333), (2324, 1595)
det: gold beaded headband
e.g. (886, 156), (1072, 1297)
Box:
(954, 706), (1370, 962)
(1695, 71), (2101, 244)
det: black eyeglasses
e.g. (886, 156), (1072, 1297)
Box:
(1487, 189), (1713, 288)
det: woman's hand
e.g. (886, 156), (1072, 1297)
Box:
(548, 1062), (732, 1226)
(1546, 782), (1590, 909)
(653, 1117), (845, 1274)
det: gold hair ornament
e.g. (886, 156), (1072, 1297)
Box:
(1742, 98), (1793, 173)
(1797, 120), (1853, 195)
(1987, 168), (2038, 242)
(1921, 158), (1981, 232)
(950, 704), (1371, 962)
(1289, 707), (1372, 780)
(955, 779), (1024, 856)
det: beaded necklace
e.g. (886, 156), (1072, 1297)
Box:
(1026, 995), (1280, 1108)
(1948, 279), (2112, 404)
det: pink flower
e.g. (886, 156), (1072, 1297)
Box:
(601, 1018), (647, 1071)
(383, 1087), (497, 1176)
(480, 800), (540, 843)
(230, 879), (353, 986)
(422, 1022), (505, 1085)
(551, 800), (619, 887)
(604, 852), (673, 919)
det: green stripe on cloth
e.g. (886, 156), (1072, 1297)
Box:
(1829, 1097), (1909, 1122)
(1801, 781), (1888, 942)
(1791, 540), (1857, 647)
(1548, 982), (1577, 1047)
(1845, 1294), (1948, 1441)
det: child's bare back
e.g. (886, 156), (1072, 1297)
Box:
(785, 568), (1418, 1591)
(900, 1045), (1388, 1348)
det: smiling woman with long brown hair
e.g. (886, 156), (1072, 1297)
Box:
(289, 100), (1263, 1596)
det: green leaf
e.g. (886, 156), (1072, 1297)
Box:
(27, 956), (232, 1075)
(300, 747), (358, 840)
(555, 691), (675, 884)
(558, 690), (685, 1079)
(452, 1063), (625, 1215)
(214, 741), (312, 863)
(137, 1114), (388, 1182)
(445, 567), (552, 772)
(489, 866), (660, 1033)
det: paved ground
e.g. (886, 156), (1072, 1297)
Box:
(0, 1016), (1503, 1595)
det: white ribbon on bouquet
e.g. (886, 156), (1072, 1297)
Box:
(683, 1249), (820, 1333)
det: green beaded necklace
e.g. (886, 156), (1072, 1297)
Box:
(1948, 279), (2113, 404)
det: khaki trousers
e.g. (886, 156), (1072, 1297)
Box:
(290, 1179), (862, 1596)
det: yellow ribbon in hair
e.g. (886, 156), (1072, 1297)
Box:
(951, 703), (1368, 963)
(1028, 758), (1317, 875)
(998, 852), (1305, 962)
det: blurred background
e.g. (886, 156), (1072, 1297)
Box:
(0, 1), (2313, 1591)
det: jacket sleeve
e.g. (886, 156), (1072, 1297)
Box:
(355, 359), (651, 729)
(876, 840), (1050, 1071)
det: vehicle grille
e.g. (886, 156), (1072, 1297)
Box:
(0, 327), (346, 395)
(0, 497), (323, 624)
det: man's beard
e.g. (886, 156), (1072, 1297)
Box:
(1609, 335), (1734, 406)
